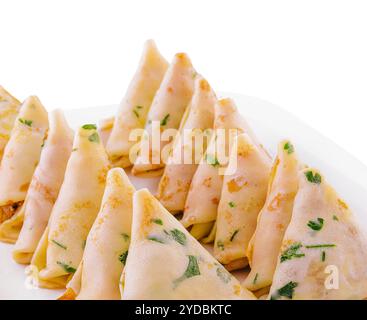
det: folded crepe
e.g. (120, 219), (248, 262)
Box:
(29, 125), (110, 289)
(98, 116), (114, 147)
(0, 96), (48, 227)
(0, 86), (21, 160)
(60, 168), (135, 300)
(121, 188), (255, 300)
(106, 40), (169, 168)
(131, 52), (196, 177)
(244, 140), (300, 291)
(268, 168), (367, 300)
(214, 133), (271, 270)
(2, 110), (73, 262)
(156, 77), (216, 213)
(181, 98), (267, 240)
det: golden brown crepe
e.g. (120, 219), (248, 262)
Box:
(156, 77), (216, 213)
(0, 86), (21, 160)
(106, 40), (169, 168)
(0, 96), (48, 227)
(29, 125), (110, 288)
(214, 133), (271, 269)
(3, 110), (74, 262)
(61, 168), (135, 300)
(269, 168), (367, 300)
(181, 98), (267, 240)
(121, 188), (255, 300)
(244, 140), (300, 291)
(131, 53), (196, 177)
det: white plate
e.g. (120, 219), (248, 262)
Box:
(1, 93), (366, 300)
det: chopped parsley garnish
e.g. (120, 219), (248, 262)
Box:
(121, 233), (130, 241)
(217, 240), (225, 250)
(333, 215), (339, 221)
(119, 250), (128, 265)
(321, 251), (326, 262)
(305, 244), (336, 249)
(147, 236), (165, 244)
(169, 229), (186, 245)
(72, 148), (78, 152)
(133, 106), (143, 118)
(253, 273), (259, 284)
(19, 118), (32, 127)
(284, 142), (294, 154)
(56, 261), (76, 273)
(273, 281), (298, 300)
(151, 218), (163, 225)
(228, 201), (236, 208)
(173, 255), (200, 287)
(205, 154), (220, 167)
(216, 267), (231, 284)
(307, 218), (324, 231)
(230, 229), (239, 242)
(160, 114), (170, 126)
(305, 171), (322, 184)
(51, 239), (67, 250)
(88, 132), (100, 143)
(280, 242), (305, 263)
(82, 124), (97, 130)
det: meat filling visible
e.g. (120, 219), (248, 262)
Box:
(0, 202), (23, 224)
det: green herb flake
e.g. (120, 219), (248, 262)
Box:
(173, 255), (200, 287)
(321, 251), (326, 262)
(217, 240), (225, 251)
(284, 142), (294, 154)
(151, 218), (163, 225)
(228, 201), (236, 208)
(216, 267), (231, 284)
(19, 118), (33, 127)
(160, 114), (170, 126)
(307, 218), (324, 231)
(56, 261), (76, 273)
(205, 154), (220, 167)
(273, 281), (298, 300)
(333, 215), (339, 221)
(305, 244), (336, 249)
(82, 124), (97, 130)
(121, 233), (130, 241)
(41, 142), (45, 148)
(133, 105), (143, 118)
(119, 250), (128, 265)
(72, 148), (78, 152)
(305, 171), (322, 184)
(253, 273), (259, 284)
(280, 242), (305, 263)
(147, 236), (165, 244)
(170, 228), (186, 245)
(51, 239), (67, 250)
(88, 132), (100, 143)
(230, 229), (239, 242)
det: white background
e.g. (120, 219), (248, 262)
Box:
(1, 0), (366, 165)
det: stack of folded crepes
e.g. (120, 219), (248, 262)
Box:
(0, 40), (366, 300)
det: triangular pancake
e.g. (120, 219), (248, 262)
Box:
(29, 125), (110, 289)
(181, 98), (268, 239)
(3, 110), (73, 262)
(61, 168), (135, 300)
(269, 168), (367, 300)
(0, 86), (21, 160)
(214, 133), (271, 270)
(0, 96), (48, 226)
(106, 40), (169, 168)
(121, 188), (255, 300)
(131, 52), (196, 177)
(156, 77), (216, 213)
(244, 140), (300, 291)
